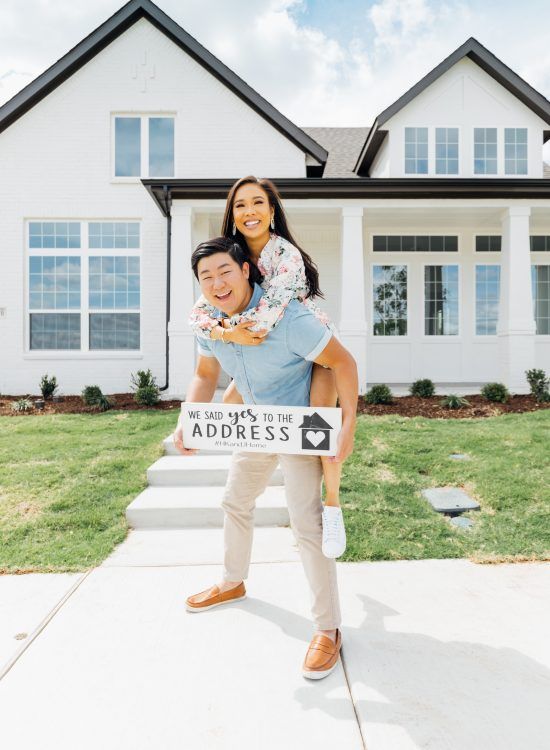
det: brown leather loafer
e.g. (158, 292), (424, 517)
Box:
(185, 582), (246, 612)
(302, 629), (342, 679)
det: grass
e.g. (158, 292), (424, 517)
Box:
(0, 410), (548, 572)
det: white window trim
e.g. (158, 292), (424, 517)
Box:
(433, 126), (461, 177)
(403, 126), (429, 176)
(369, 261), (410, 339)
(110, 112), (176, 182)
(25, 219), (143, 356)
(421, 261), (461, 339)
(473, 261), (501, 338)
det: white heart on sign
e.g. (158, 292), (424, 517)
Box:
(305, 430), (325, 448)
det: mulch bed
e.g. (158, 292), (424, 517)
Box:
(358, 394), (550, 419)
(1, 392), (549, 419)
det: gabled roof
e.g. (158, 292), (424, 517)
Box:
(355, 37), (550, 176)
(0, 0), (327, 166)
(297, 413), (333, 430)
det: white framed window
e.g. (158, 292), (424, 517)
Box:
(504, 128), (528, 175)
(372, 265), (408, 336)
(27, 221), (141, 352)
(424, 264), (459, 335)
(475, 235), (501, 252)
(474, 128), (497, 174)
(404, 127), (428, 174)
(113, 114), (175, 178)
(530, 236), (550, 252)
(475, 264), (500, 335)
(532, 265), (550, 335)
(373, 235), (458, 252)
(435, 128), (459, 174)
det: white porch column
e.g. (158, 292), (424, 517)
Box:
(168, 204), (196, 397)
(339, 206), (368, 393)
(498, 206), (536, 393)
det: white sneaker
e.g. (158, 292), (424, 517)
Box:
(321, 505), (346, 558)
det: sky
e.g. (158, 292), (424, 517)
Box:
(1, 0), (550, 135)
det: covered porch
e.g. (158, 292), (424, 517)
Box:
(142, 180), (550, 397)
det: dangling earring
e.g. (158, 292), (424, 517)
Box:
(232, 222), (236, 235)
(270, 215), (275, 230)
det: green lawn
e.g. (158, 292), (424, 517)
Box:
(0, 410), (548, 573)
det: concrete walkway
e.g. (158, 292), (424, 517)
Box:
(1, 529), (549, 750)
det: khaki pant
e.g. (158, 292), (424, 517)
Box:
(221, 451), (342, 630)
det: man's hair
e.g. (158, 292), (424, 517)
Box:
(191, 236), (263, 286)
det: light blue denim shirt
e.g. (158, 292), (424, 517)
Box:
(196, 283), (332, 406)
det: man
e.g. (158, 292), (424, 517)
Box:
(174, 237), (358, 680)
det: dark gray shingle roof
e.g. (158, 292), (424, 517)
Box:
(301, 127), (370, 177)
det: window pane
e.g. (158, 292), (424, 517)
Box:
(88, 222), (140, 249)
(115, 117), (141, 177)
(435, 128), (459, 174)
(474, 129), (498, 174)
(28, 256), (81, 310)
(532, 265), (550, 334)
(424, 265), (459, 335)
(89, 256), (140, 310)
(476, 265), (500, 334)
(30, 313), (81, 349)
(28, 222), (80, 248)
(504, 128), (528, 175)
(404, 127), (428, 174)
(89, 313), (140, 349)
(149, 117), (174, 177)
(373, 265), (407, 336)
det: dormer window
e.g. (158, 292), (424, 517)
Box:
(474, 128), (497, 174)
(504, 128), (528, 174)
(404, 128), (428, 174)
(113, 115), (174, 178)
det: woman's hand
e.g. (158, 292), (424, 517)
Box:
(328, 421), (355, 464)
(173, 423), (197, 456)
(226, 321), (268, 346)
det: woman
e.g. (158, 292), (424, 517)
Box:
(188, 176), (347, 558)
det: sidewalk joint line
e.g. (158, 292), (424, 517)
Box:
(0, 568), (94, 682)
(340, 644), (368, 750)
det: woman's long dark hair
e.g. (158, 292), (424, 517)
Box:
(220, 176), (323, 300)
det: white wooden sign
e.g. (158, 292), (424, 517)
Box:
(180, 403), (342, 456)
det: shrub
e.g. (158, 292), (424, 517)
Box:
(12, 398), (34, 412)
(525, 368), (550, 402)
(440, 394), (470, 410)
(409, 378), (435, 398)
(82, 385), (111, 411)
(39, 374), (58, 400)
(134, 385), (161, 406)
(481, 382), (509, 403)
(364, 384), (393, 405)
(130, 369), (160, 406)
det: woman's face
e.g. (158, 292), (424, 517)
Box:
(232, 183), (273, 243)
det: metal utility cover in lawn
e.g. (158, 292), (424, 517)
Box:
(422, 487), (480, 514)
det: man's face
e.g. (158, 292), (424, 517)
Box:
(197, 252), (252, 316)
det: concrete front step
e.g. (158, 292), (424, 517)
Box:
(126, 485), (289, 529)
(147, 455), (284, 487)
(162, 433), (230, 456)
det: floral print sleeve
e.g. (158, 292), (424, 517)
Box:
(228, 235), (309, 332)
(188, 294), (221, 340)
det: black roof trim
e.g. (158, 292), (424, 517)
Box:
(143, 177), (550, 216)
(0, 0), (327, 165)
(355, 37), (550, 175)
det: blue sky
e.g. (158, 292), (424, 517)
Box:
(1, 0), (550, 135)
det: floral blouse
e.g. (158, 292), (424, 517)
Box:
(188, 233), (334, 338)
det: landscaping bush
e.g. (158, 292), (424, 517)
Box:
(12, 398), (34, 412)
(525, 368), (550, 402)
(409, 378), (435, 398)
(81, 385), (112, 411)
(39, 374), (58, 400)
(481, 382), (509, 403)
(440, 394), (470, 410)
(364, 384), (393, 405)
(130, 369), (160, 406)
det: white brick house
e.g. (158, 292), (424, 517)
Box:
(1, 0), (549, 397)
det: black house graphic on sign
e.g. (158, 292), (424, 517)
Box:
(298, 412), (333, 451)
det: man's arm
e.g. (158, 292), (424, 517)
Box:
(174, 355), (221, 455)
(313, 337), (358, 464)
